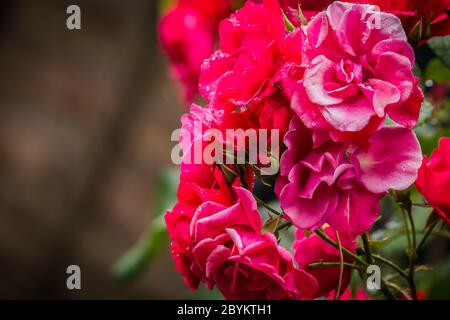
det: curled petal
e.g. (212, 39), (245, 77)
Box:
(357, 126), (422, 193)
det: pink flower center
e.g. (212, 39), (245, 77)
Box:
(336, 59), (362, 84)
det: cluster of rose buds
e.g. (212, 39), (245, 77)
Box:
(161, 0), (450, 299)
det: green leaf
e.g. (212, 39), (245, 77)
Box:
(427, 36), (450, 67)
(425, 58), (450, 84)
(112, 168), (179, 282)
(282, 10), (295, 32)
(263, 215), (281, 234)
(369, 239), (384, 251)
(113, 215), (168, 282)
(415, 125), (450, 156)
(154, 169), (180, 216)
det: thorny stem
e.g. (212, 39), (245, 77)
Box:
(384, 280), (412, 300)
(276, 220), (292, 231)
(362, 233), (374, 264)
(314, 228), (399, 300)
(308, 261), (363, 271)
(252, 196), (421, 300)
(372, 254), (410, 281)
(253, 194), (283, 217)
(405, 201), (418, 300)
(334, 231), (344, 300)
(396, 193), (418, 300)
(380, 279), (397, 300)
(400, 207), (412, 255)
(314, 229), (368, 266)
(361, 233), (401, 300)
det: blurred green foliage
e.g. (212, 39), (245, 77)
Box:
(113, 169), (178, 282)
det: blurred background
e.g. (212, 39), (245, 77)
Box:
(0, 0), (192, 299)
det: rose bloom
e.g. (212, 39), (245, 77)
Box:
(292, 1), (423, 140)
(416, 137), (450, 225)
(199, 0), (300, 131)
(166, 104), (318, 298)
(276, 116), (422, 235)
(190, 186), (318, 299)
(159, 0), (232, 102)
(166, 103), (237, 289)
(281, 0), (450, 43)
(293, 226), (356, 298)
(199, 0), (286, 108)
(166, 181), (319, 298)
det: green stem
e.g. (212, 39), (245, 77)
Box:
(362, 233), (374, 264)
(380, 279), (397, 300)
(383, 280), (411, 300)
(314, 229), (368, 266)
(253, 194), (283, 217)
(416, 219), (439, 255)
(309, 262), (396, 300)
(372, 254), (409, 281)
(308, 261), (361, 271)
(334, 231), (344, 300)
(314, 229), (405, 300)
(400, 208), (412, 253)
(405, 203), (418, 300)
(276, 220), (292, 231)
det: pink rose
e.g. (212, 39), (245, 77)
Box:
(166, 165), (236, 290)
(166, 103), (241, 289)
(415, 137), (450, 225)
(293, 226), (356, 298)
(197, 0), (302, 149)
(190, 187), (318, 299)
(292, 2), (423, 138)
(167, 104), (318, 298)
(276, 116), (422, 235)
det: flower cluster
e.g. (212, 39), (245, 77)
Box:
(166, 104), (318, 299)
(164, 0), (445, 300)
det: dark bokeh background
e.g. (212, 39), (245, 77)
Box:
(0, 0), (190, 299)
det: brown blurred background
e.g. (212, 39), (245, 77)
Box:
(0, 0), (190, 299)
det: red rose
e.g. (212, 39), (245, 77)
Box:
(158, 1), (233, 102)
(416, 137), (450, 225)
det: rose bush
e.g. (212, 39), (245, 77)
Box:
(155, 0), (450, 300)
